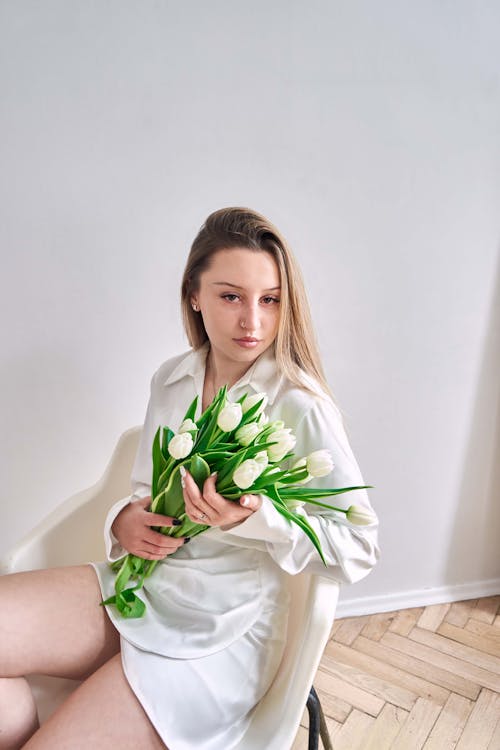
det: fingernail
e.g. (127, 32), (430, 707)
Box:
(241, 496), (250, 507)
(184, 537), (191, 544)
(210, 471), (218, 478)
(179, 466), (186, 477)
(172, 519), (182, 526)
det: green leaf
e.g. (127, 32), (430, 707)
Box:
(261, 483), (327, 565)
(152, 427), (167, 499)
(237, 396), (266, 426)
(114, 556), (133, 594)
(184, 395), (199, 422)
(189, 453), (211, 488)
(160, 427), (175, 461)
(279, 485), (372, 500)
(156, 459), (176, 497)
(115, 589), (146, 618)
(197, 450), (233, 463)
(159, 467), (186, 519)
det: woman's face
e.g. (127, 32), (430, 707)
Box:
(191, 247), (281, 370)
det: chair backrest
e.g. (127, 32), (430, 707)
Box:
(0, 428), (141, 574)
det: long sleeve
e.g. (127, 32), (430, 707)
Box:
(222, 392), (379, 584)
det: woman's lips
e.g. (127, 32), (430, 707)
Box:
(234, 338), (261, 348)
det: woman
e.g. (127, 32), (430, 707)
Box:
(0, 207), (378, 749)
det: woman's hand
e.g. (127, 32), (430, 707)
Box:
(111, 496), (187, 560)
(180, 467), (262, 529)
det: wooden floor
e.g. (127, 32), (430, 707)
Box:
(292, 596), (500, 750)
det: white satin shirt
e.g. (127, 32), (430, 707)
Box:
(96, 342), (379, 660)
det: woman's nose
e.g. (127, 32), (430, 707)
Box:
(242, 302), (261, 331)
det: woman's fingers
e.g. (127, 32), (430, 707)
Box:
(135, 495), (181, 528)
(139, 536), (186, 557)
(239, 494), (262, 512)
(112, 495), (186, 556)
(180, 467), (261, 526)
(181, 467), (214, 522)
(143, 511), (182, 528)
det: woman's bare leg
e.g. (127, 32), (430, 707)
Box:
(0, 677), (38, 749)
(23, 654), (167, 750)
(0, 565), (119, 748)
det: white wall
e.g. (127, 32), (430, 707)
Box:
(1, 1), (499, 615)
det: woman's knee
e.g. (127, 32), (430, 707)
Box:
(23, 655), (167, 750)
(0, 677), (39, 750)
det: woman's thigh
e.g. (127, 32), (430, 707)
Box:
(0, 565), (120, 679)
(23, 653), (167, 750)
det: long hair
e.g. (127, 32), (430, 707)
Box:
(181, 207), (334, 400)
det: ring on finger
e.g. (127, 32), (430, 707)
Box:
(198, 512), (207, 521)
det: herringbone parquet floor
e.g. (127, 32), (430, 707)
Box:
(292, 596), (500, 749)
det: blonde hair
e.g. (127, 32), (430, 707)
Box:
(181, 206), (334, 400)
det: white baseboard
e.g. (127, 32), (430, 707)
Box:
(335, 578), (500, 618)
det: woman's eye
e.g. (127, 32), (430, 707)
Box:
(221, 293), (239, 302)
(262, 296), (280, 305)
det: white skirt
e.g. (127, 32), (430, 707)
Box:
(91, 535), (289, 750)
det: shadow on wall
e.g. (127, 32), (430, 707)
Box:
(445, 246), (500, 589)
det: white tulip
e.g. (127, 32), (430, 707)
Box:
(267, 428), (296, 463)
(286, 499), (306, 510)
(346, 505), (377, 526)
(292, 457), (312, 484)
(168, 432), (194, 460)
(254, 451), (269, 470)
(217, 402), (243, 432)
(258, 412), (269, 428)
(233, 459), (261, 489)
(242, 392), (269, 415)
(306, 450), (334, 478)
(235, 422), (260, 447)
(179, 418), (198, 434)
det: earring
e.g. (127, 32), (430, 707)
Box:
(192, 303), (199, 312)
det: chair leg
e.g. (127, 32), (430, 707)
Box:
(307, 686), (333, 750)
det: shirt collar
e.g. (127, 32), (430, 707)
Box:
(163, 341), (283, 405)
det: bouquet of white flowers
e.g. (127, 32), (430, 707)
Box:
(103, 386), (374, 618)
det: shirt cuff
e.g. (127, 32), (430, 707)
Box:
(104, 496), (132, 562)
(221, 495), (296, 544)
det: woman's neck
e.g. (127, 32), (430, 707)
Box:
(203, 347), (253, 408)
(206, 349), (248, 390)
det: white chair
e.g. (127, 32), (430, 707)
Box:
(0, 429), (338, 750)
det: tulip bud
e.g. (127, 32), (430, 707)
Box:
(346, 505), (377, 526)
(179, 418), (198, 434)
(292, 457), (311, 484)
(306, 450), (334, 478)
(254, 451), (269, 470)
(258, 412), (269, 428)
(233, 459), (261, 489)
(168, 432), (194, 460)
(235, 422), (260, 447)
(241, 392), (268, 415)
(267, 428), (296, 463)
(270, 420), (285, 430)
(217, 402), (243, 432)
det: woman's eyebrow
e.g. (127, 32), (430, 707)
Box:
(212, 282), (281, 291)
